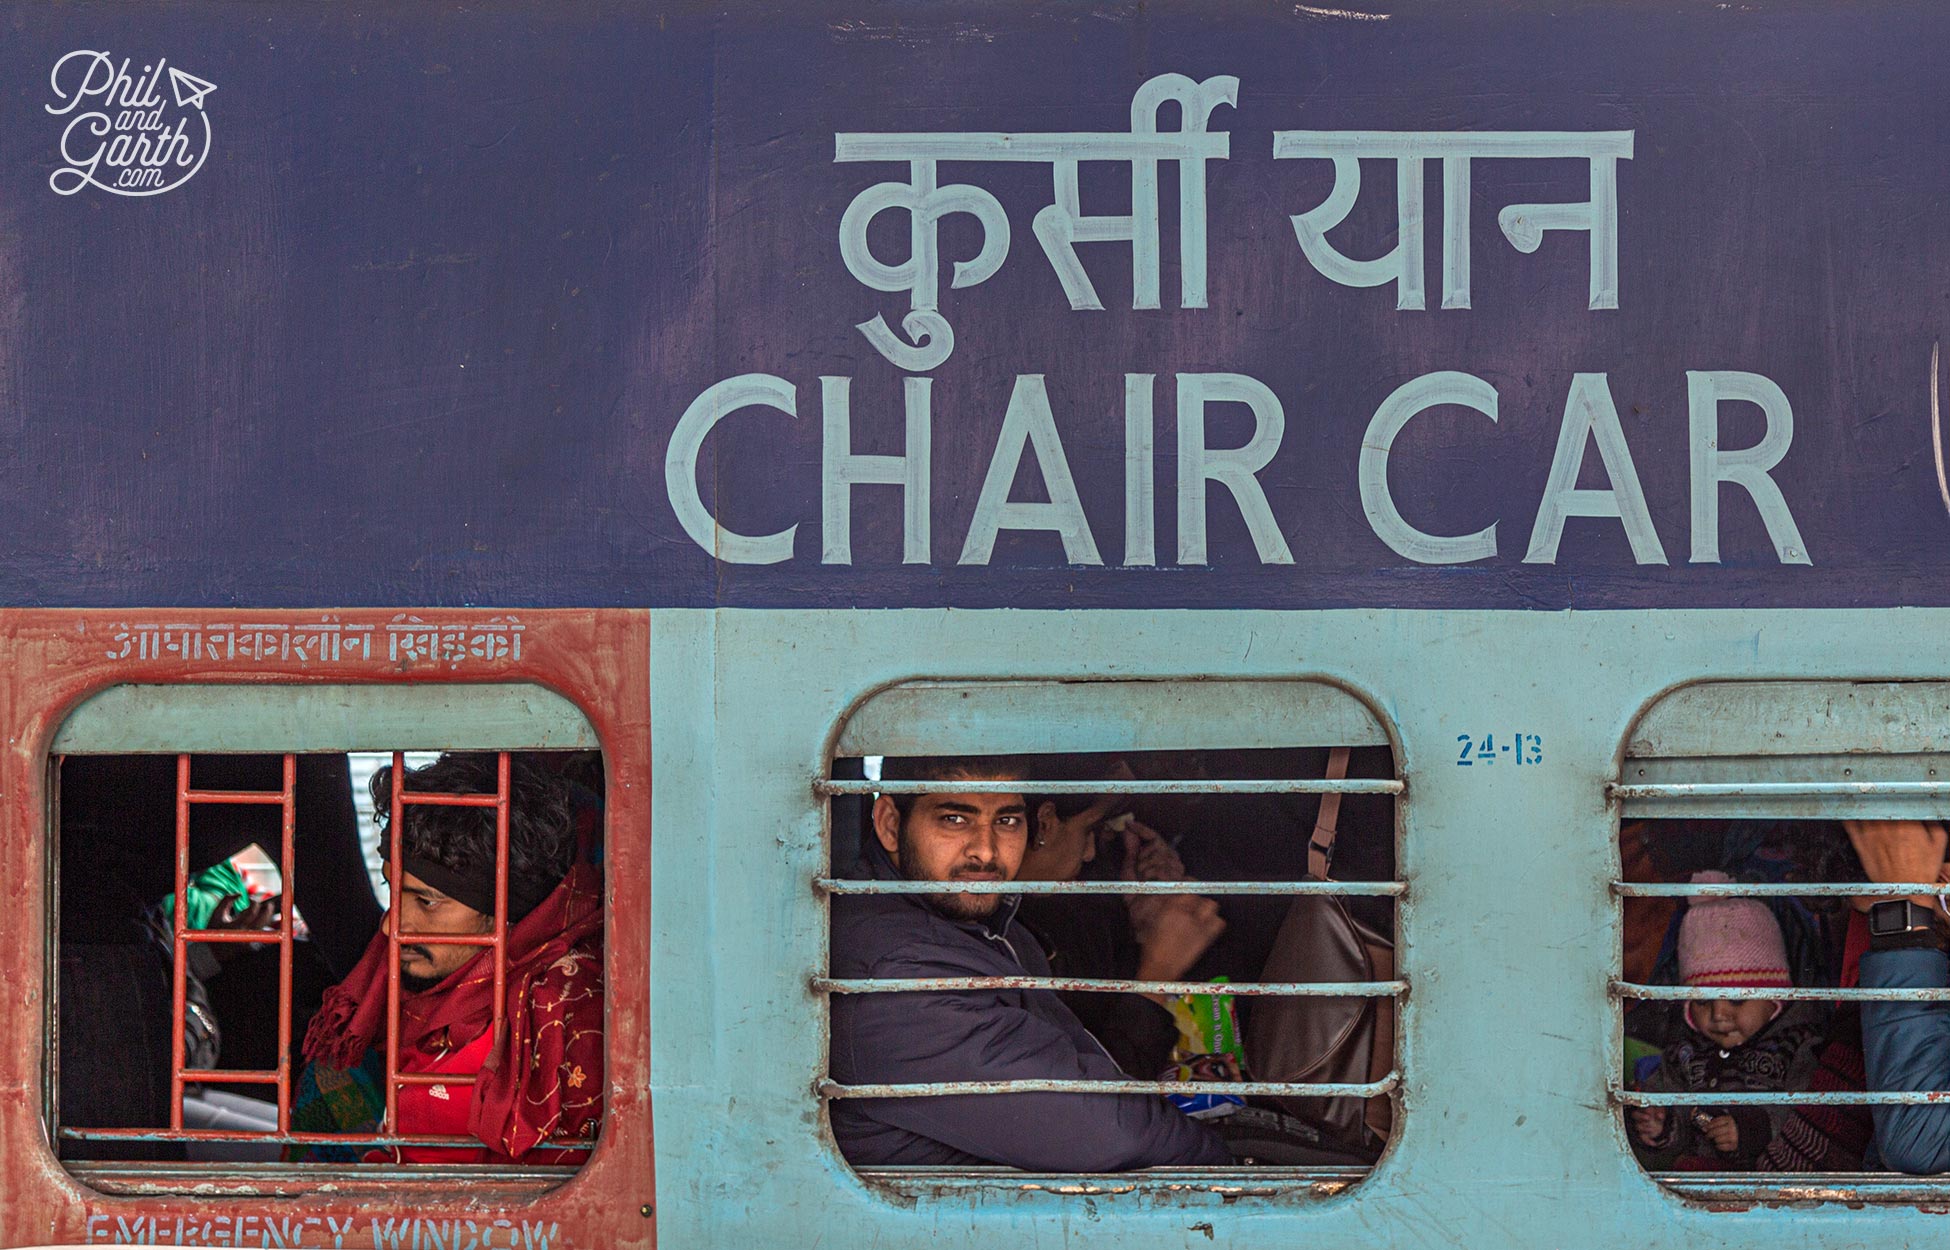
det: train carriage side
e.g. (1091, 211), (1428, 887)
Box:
(3, 2), (1950, 1248)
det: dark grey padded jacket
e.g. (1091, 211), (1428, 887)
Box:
(829, 845), (1229, 1170)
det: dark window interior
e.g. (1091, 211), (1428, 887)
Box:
(54, 749), (605, 1165)
(1621, 818), (1876, 1175)
(828, 745), (1399, 1170)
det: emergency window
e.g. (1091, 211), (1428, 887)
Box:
(1614, 680), (1950, 1198)
(819, 679), (1404, 1191)
(50, 683), (606, 1182)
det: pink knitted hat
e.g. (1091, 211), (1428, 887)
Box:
(1677, 871), (1791, 989)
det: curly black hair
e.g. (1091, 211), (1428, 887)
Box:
(371, 753), (577, 922)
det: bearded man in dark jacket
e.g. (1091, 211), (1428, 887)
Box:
(829, 756), (1228, 1171)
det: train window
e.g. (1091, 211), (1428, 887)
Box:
(49, 683), (606, 1184)
(819, 679), (1403, 1194)
(1614, 680), (1950, 1200)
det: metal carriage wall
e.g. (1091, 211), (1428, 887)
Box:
(2, 0), (1946, 610)
(7, 2), (1950, 1248)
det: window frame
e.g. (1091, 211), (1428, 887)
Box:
(1611, 677), (1950, 1206)
(0, 608), (654, 1240)
(48, 685), (606, 1177)
(816, 674), (1409, 1200)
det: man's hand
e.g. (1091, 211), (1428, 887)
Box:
(210, 893), (281, 931)
(1844, 820), (1949, 911)
(1700, 1113), (1739, 1155)
(1629, 1106), (1667, 1146)
(1121, 822), (1187, 883)
(1120, 821), (1223, 999)
(1129, 894), (1226, 990)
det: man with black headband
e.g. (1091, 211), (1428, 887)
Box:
(293, 753), (604, 1163)
(377, 764), (569, 992)
(828, 755), (1227, 1170)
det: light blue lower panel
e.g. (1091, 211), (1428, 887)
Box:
(648, 608), (1950, 1249)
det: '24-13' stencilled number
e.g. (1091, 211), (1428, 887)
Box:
(1456, 733), (1544, 766)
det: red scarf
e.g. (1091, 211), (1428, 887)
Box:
(303, 863), (605, 1158)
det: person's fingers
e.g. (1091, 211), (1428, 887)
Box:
(1159, 896), (1224, 949)
(1845, 820), (1949, 907)
(1137, 840), (1187, 882)
(1146, 835), (1187, 876)
(1131, 834), (1170, 873)
(206, 893), (276, 932)
(1704, 1116), (1737, 1151)
(1846, 820), (1947, 870)
(1120, 827), (1141, 880)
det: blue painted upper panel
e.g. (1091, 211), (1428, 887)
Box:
(2, 0), (1946, 608)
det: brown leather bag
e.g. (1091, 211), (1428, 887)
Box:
(1243, 747), (1396, 1150)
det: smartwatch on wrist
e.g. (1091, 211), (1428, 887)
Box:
(1869, 898), (1948, 951)
(1869, 899), (1939, 937)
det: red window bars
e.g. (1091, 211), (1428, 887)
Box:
(382, 751), (510, 1144)
(61, 751), (519, 1156)
(170, 753), (298, 1131)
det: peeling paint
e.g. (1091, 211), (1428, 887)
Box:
(1293, 4), (1391, 19)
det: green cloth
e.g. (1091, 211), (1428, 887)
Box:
(160, 860), (250, 930)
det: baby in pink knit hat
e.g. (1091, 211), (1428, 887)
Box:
(1629, 871), (1823, 1167)
(1674, 869), (1793, 1048)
